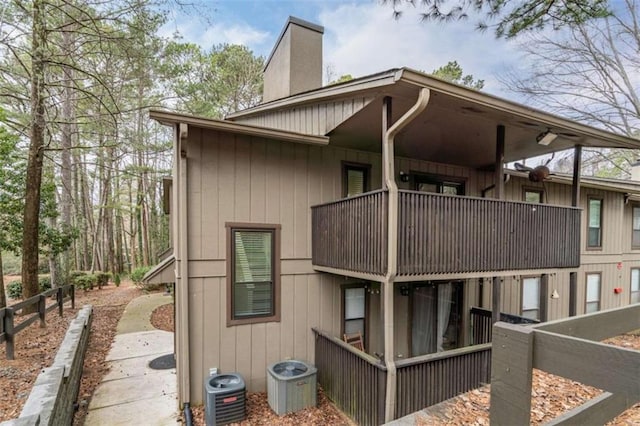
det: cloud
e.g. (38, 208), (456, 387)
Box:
(318, 3), (523, 95)
(159, 16), (270, 54)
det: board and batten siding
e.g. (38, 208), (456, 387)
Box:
(231, 96), (376, 135)
(183, 126), (483, 402)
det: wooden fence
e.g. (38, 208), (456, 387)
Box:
(470, 307), (539, 345)
(490, 304), (640, 425)
(1, 285), (75, 360)
(395, 343), (492, 418)
(314, 328), (496, 424)
(312, 328), (387, 426)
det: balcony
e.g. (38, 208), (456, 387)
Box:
(311, 190), (581, 277)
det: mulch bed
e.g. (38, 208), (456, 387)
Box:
(0, 279), (143, 424)
(414, 332), (640, 425)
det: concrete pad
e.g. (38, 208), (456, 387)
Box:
(103, 353), (173, 381)
(116, 292), (173, 335)
(106, 330), (173, 361)
(85, 392), (178, 426)
(89, 371), (176, 409)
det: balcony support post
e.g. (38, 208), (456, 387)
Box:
(382, 88), (430, 423)
(570, 145), (582, 317)
(495, 125), (505, 200)
(492, 277), (501, 325)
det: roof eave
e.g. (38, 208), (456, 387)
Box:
(150, 110), (329, 146)
(397, 68), (640, 150)
(226, 69), (401, 120)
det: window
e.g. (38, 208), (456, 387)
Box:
(227, 223), (280, 325)
(343, 286), (366, 340)
(521, 277), (540, 320)
(633, 206), (640, 248)
(414, 174), (465, 195)
(342, 162), (370, 197)
(587, 197), (603, 248)
(631, 269), (640, 304)
(411, 281), (463, 355)
(523, 188), (544, 203)
(585, 273), (601, 313)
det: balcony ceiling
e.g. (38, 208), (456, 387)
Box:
(327, 81), (635, 169)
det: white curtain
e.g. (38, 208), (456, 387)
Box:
(412, 287), (436, 356)
(437, 283), (453, 352)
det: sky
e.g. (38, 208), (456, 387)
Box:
(159, 0), (527, 98)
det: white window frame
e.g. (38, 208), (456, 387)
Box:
(585, 273), (601, 314)
(521, 277), (541, 320)
(631, 268), (640, 304)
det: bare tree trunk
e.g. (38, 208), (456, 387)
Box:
(0, 251), (6, 309)
(60, 24), (75, 283)
(81, 157), (92, 269)
(22, 0), (46, 305)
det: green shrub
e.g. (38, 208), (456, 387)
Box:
(114, 274), (121, 287)
(38, 275), (51, 292)
(74, 274), (97, 291)
(96, 272), (110, 288)
(69, 270), (87, 281)
(130, 266), (151, 284)
(6, 277), (53, 299)
(7, 281), (22, 299)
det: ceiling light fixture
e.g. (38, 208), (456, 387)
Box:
(537, 129), (558, 146)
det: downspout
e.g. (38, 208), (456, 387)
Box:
(382, 88), (431, 423)
(177, 123), (191, 414)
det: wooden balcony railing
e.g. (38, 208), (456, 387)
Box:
(397, 191), (581, 275)
(313, 327), (492, 423)
(311, 190), (581, 276)
(312, 328), (386, 426)
(470, 307), (539, 345)
(395, 343), (492, 418)
(311, 190), (387, 275)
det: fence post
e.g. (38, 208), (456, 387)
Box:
(38, 294), (46, 328)
(5, 308), (14, 360)
(71, 285), (75, 309)
(490, 322), (534, 425)
(57, 286), (64, 317)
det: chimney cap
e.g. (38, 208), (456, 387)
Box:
(264, 16), (324, 72)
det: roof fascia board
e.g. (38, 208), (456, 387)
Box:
(506, 169), (640, 195)
(150, 110), (329, 146)
(226, 70), (398, 119)
(142, 255), (175, 284)
(397, 69), (640, 149)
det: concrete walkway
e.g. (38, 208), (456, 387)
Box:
(85, 293), (178, 425)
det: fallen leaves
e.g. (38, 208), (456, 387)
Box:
(189, 388), (353, 425)
(415, 331), (640, 426)
(0, 278), (143, 424)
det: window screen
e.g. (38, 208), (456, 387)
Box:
(631, 269), (640, 304)
(633, 207), (640, 248)
(343, 163), (370, 197)
(586, 273), (600, 313)
(344, 287), (366, 337)
(524, 190), (543, 203)
(232, 228), (276, 320)
(522, 277), (540, 320)
(587, 198), (602, 248)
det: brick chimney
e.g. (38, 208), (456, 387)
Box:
(262, 17), (324, 103)
(633, 159), (640, 181)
